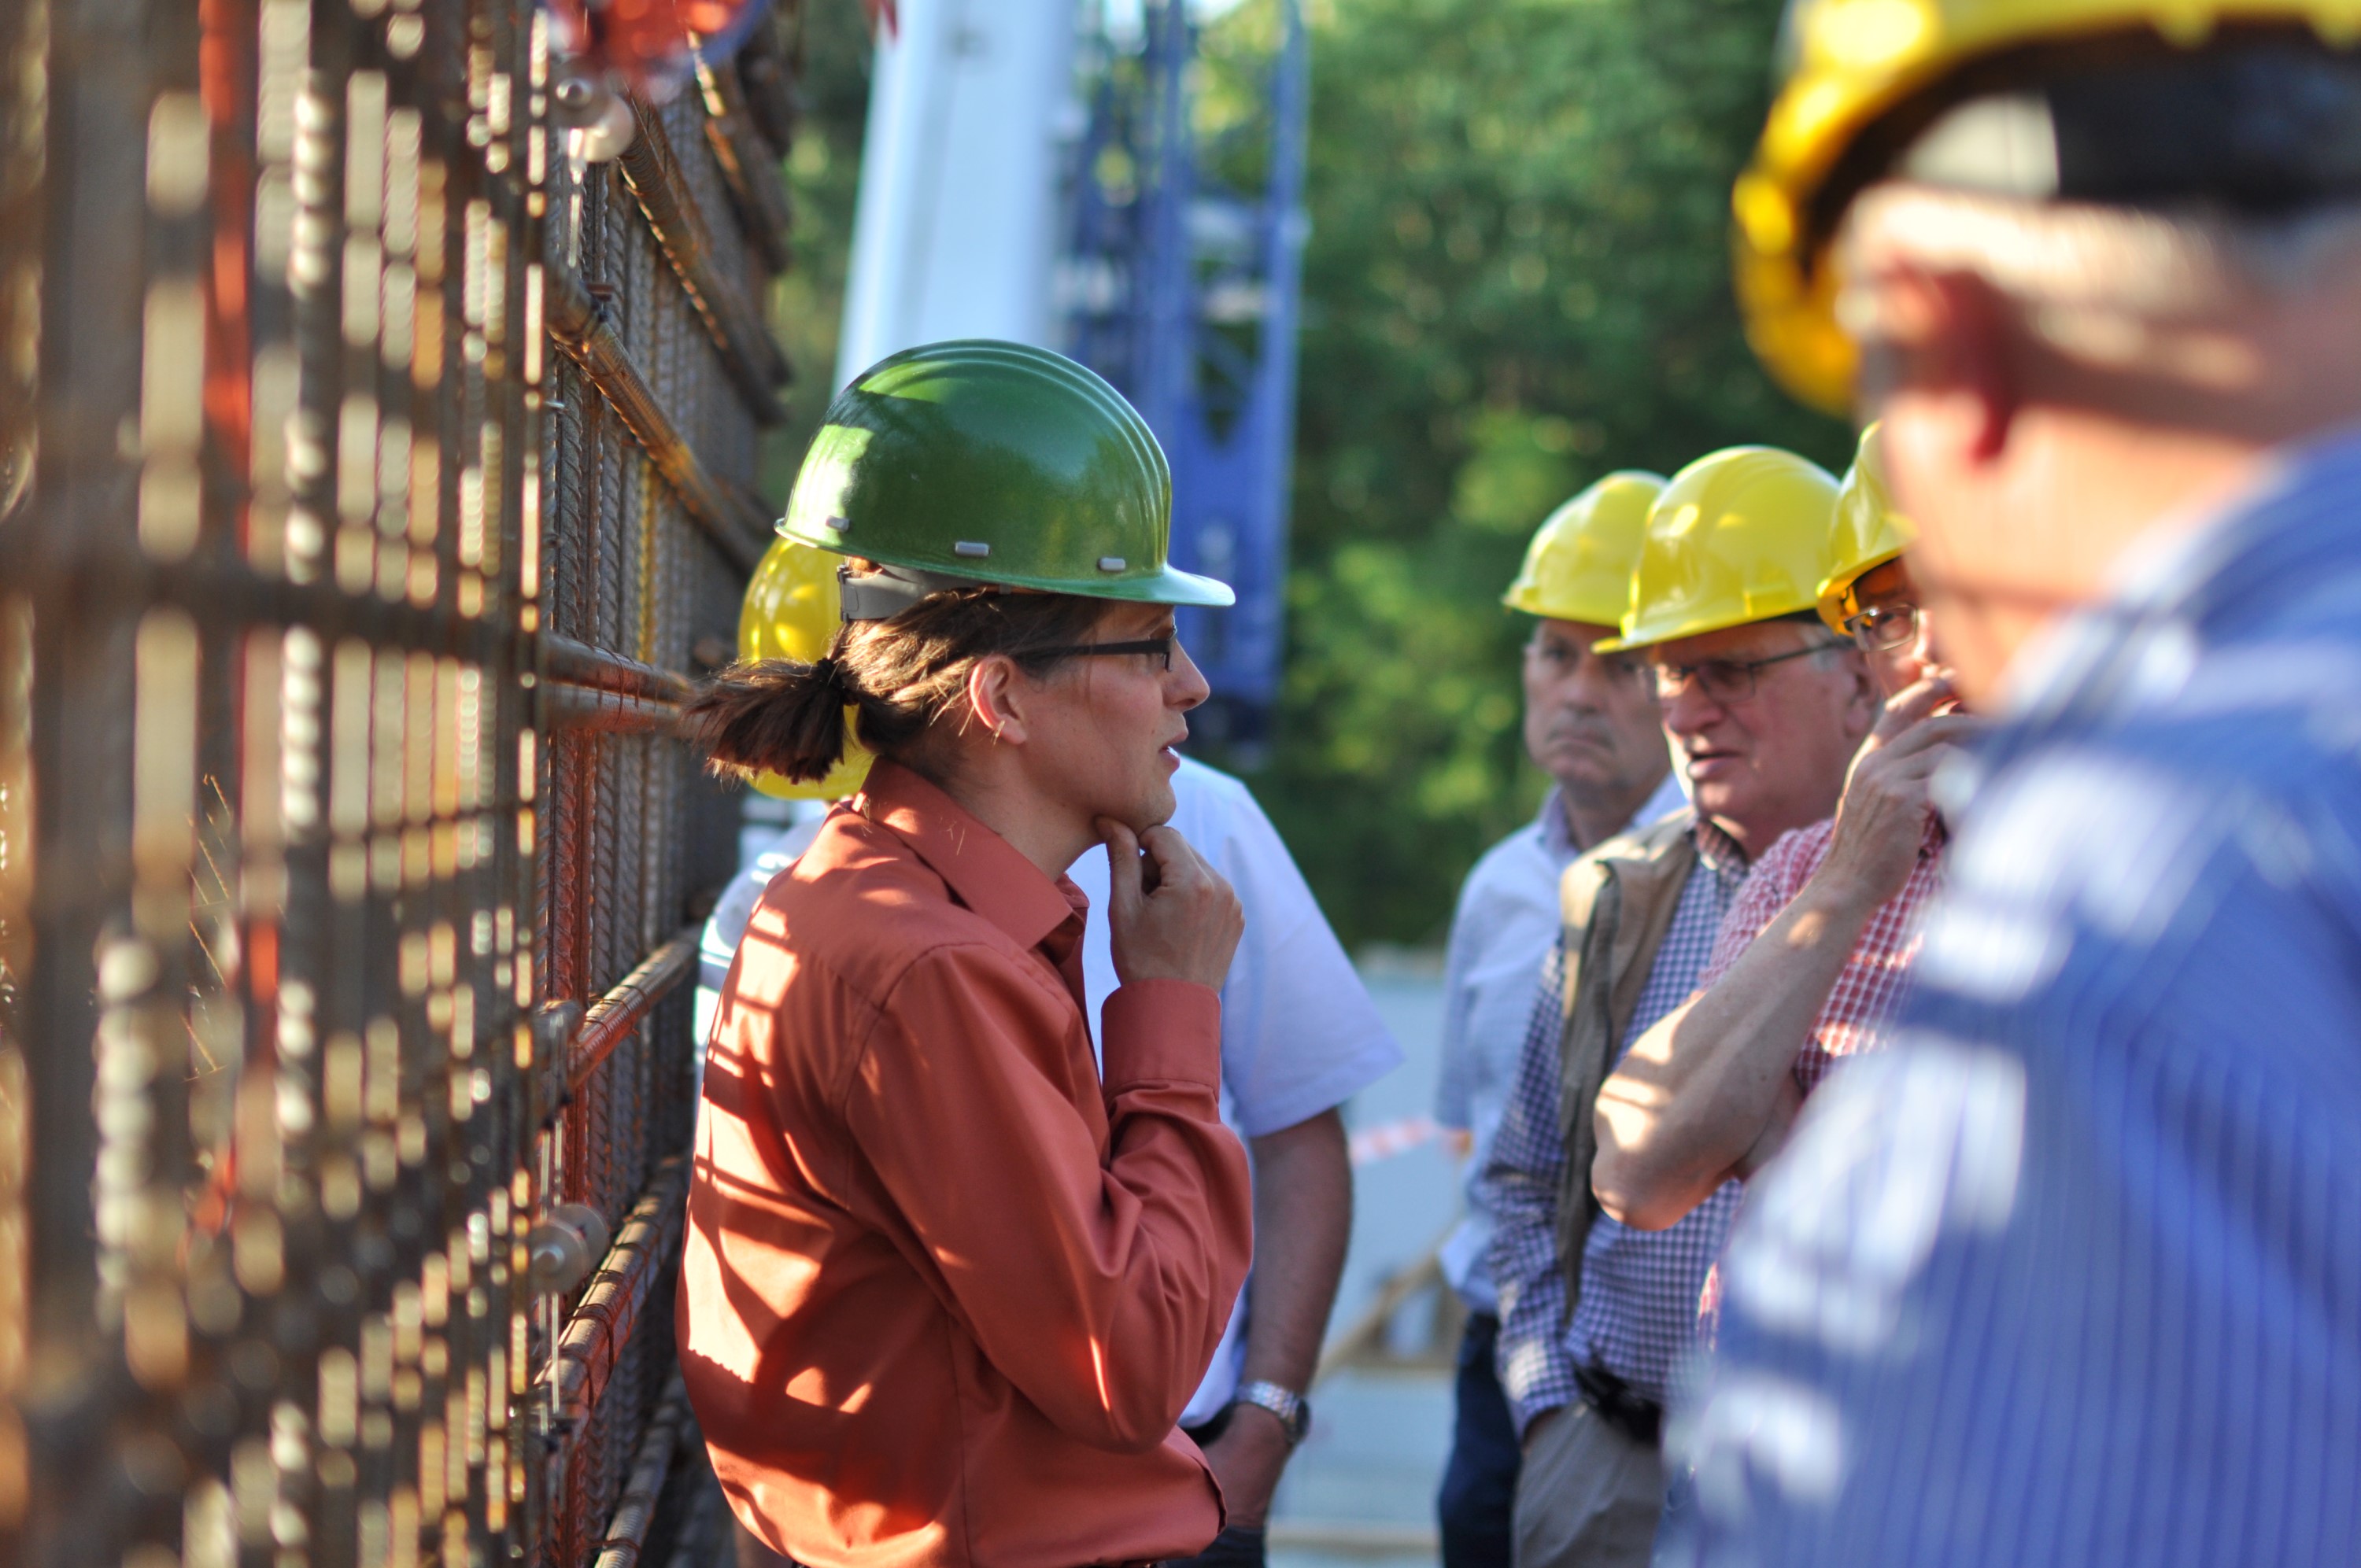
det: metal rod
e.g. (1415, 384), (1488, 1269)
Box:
(566, 928), (703, 1094)
(693, 58), (793, 275)
(590, 1376), (696, 1568)
(541, 635), (694, 736)
(0, 545), (515, 665)
(543, 633), (697, 703)
(618, 97), (791, 422)
(538, 1157), (691, 1454)
(545, 267), (773, 574)
(543, 684), (686, 736)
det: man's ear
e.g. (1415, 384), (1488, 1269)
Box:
(965, 655), (1024, 746)
(1837, 646), (1880, 744)
(1934, 270), (2021, 463)
(1857, 264), (2022, 467)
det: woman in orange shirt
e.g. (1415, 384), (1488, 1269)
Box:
(679, 340), (1254, 1567)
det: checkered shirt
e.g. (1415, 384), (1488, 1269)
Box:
(1698, 817), (1945, 1096)
(1482, 822), (1746, 1432)
(1692, 817), (1943, 1344)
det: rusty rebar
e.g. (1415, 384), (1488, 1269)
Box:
(566, 928), (702, 1095)
(545, 267), (773, 575)
(617, 97), (790, 423)
(693, 57), (793, 275)
(538, 1157), (689, 1452)
(589, 1375), (696, 1568)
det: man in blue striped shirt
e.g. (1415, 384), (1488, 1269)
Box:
(1480, 448), (1876, 1568)
(1681, 9), (2361, 1566)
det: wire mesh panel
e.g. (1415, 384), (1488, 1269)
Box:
(0, 2), (796, 1564)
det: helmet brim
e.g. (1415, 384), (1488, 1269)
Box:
(1094, 563), (1237, 608)
(1594, 600), (1820, 654)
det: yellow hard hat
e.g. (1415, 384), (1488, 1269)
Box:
(737, 536), (874, 801)
(1502, 470), (1669, 625)
(1598, 446), (1842, 651)
(1816, 423), (1918, 633)
(1734, 0), (2361, 412)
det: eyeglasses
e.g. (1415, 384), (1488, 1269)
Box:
(1842, 603), (1921, 654)
(1022, 636), (1176, 672)
(1653, 640), (1840, 705)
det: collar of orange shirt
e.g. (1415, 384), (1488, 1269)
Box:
(854, 758), (1092, 965)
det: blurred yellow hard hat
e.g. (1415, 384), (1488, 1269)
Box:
(1502, 470), (1669, 625)
(1816, 423), (1918, 632)
(1734, 0), (2361, 412)
(1599, 446), (1842, 651)
(737, 536), (873, 801)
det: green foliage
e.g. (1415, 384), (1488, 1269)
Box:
(760, 2), (876, 504)
(1239, 0), (1851, 950)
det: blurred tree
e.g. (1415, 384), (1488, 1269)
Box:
(1228, 0), (1851, 950)
(761, 0), (876, 500)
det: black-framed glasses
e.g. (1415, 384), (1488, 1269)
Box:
(1842, 603), (1921, 655)
(1021, 636), (1176, 672)
(1653, 640), (1840, 705)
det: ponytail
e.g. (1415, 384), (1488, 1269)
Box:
(689, 647), (863, 785)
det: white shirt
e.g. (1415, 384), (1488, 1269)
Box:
(1432, 771), (1687, 1315)
(696, 756), (1402, 1426)
(1068, 755), (1402, 1423)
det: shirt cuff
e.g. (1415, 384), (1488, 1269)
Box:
(1099, 980), (1223, 1093)
(1500, 1335), (1576, 1438)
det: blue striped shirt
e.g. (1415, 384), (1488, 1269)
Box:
(1675, 431), (2361, 1566)
(1482, 820), (1746, 1431)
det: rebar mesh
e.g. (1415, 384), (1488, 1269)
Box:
(0, 2), (797, 1564)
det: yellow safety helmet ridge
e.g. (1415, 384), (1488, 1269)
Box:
(736, 535), (874, 801)
(1816, 422), (1918, 633)
(1735, 0), (2361, 412)
(1598, 445), (1844, 652)
(1502, 470), (1670, 626)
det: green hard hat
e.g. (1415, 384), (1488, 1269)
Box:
(778, 339), (1234, 609)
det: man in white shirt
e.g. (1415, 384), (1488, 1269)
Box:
(1069, 753), (1400, 1566)
(1432, 474), (1685, 1568)
(700, 755), (1401, 1568)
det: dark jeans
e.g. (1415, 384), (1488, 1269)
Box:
(1438, 1311), (1520, 1568)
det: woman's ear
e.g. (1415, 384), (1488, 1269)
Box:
(964, 655), (1030, 746)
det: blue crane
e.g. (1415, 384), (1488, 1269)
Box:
(1061, 0), (1310, 757)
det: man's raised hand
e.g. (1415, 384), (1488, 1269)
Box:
(1820, 677), (1983, 909)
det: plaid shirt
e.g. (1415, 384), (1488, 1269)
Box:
(1699, 817), (1945, 1095)
(1482, 820), (1747, 1432)
(1693, 817), (1945, 1339)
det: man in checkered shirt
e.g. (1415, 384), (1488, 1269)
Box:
(1591, 431), (1978, 1240)
(1480, 447), (1881, 1568)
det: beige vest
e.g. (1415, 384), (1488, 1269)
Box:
(1552, 809), (1700, 1308)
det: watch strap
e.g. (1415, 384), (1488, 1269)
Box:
(1232, 1379), (1310, 1445)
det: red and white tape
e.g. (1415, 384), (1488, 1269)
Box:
(1348, 1114), (1445, 1168)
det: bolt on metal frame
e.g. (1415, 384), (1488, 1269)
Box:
(0, 1), (800, 1564)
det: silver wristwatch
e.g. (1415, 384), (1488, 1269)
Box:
(1232, 1379), (1311, 1446)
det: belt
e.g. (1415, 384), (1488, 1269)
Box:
(1572, 1360), (1662, 1448)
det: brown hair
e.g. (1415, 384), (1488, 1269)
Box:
(689, 587), (1110, 785)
